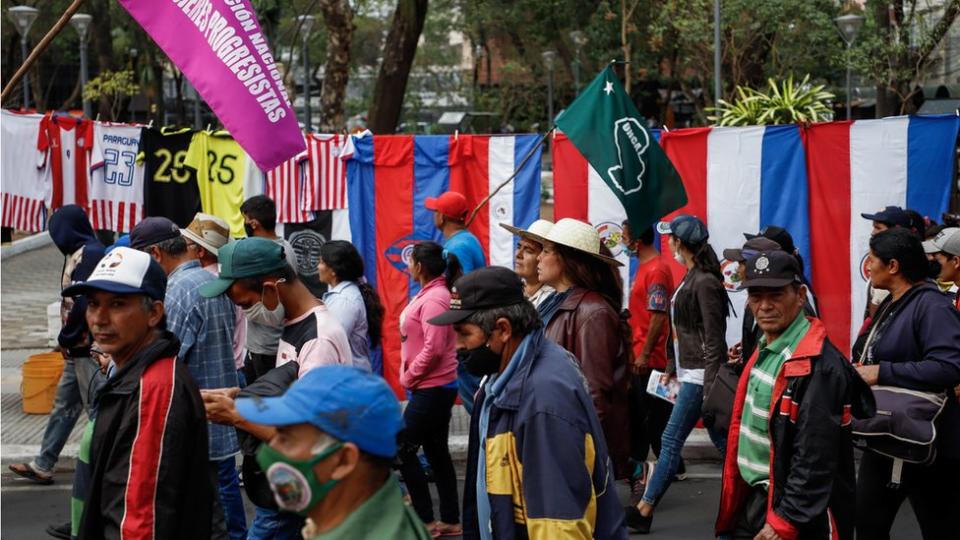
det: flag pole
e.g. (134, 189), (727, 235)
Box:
(1, 0), (87, 105)
(465, 128), (554, 228)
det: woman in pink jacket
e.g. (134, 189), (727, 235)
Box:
(398, 241), (461, 537)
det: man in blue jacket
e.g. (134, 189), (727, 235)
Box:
(10, 205), (106, 487)
(429, 267), (627, 540)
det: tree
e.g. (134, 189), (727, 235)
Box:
(82, 69), (140, 121)
(367, 0), (429, 133)
(318, 0), (355, 131)
(708, 75), (834, 126)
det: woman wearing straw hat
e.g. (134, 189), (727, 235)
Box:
(626, 214), (729, 534)
(532, 218), (632, 480)
(499, 219), (556, 308)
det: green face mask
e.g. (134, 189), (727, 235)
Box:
(256, 441), (343, 516)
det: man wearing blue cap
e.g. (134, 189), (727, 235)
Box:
(234, 366), (432, 539)
(63, 247), (215, 539)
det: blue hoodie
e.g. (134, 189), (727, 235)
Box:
(49, 205), (105, 355)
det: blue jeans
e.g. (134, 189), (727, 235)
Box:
(35, 356), (104, 473)
(247, 507), (303, 540)
(215, 457), (247, 540)
(642, 382), (725, 505)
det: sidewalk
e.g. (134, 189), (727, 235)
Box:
(0, 242), (719, 472)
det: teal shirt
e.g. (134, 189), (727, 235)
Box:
(305, 474), (431, 540)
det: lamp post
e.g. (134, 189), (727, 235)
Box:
(569, 30), (587, 94)
(713, 0), (721, 108)
(542, 50), (556, 129)
(7, 6), (39, 110)
(473, 43), (484, 109)
(834, 13), (864, 120)
(70, 13), (93, 118)
(298, 14), (315, 131)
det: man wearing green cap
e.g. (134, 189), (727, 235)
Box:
(200, 237), (352, 538)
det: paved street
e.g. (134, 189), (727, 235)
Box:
(0, 467), (922, 539)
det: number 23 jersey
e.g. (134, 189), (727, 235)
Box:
(89, 123), (146, 232)
(184, 130), (256, 237)
(139, 127), (202, 228)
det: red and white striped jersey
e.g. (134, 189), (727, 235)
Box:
(38, 113), (92, 211)
(302, 133), (348, 211)
(264, 145), (312, 224)
(1, 110), (48, 231)
(89, 123), (146, 232)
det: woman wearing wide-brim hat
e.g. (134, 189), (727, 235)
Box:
(533, 218), (632, 480)
(498, 219), (557, 308)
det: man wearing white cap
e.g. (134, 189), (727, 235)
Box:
(182, 213), (249, 384)
(499, 219), (556, 308)
(924, 227), (960, 310)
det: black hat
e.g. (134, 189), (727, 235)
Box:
(427, 267), (525, 325)
(723, 237), (781, 263)
(130, 216), (182, 250)
(743, 251), (803, 288)
(860, 206), (911, 228)
(744, 226), (796, 255)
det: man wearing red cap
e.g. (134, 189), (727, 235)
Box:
(425, 191), (487, 413)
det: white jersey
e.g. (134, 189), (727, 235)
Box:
(1, 110), (48, 231)
(89, 123), (145, 232)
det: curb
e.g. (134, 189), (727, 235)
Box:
(0, 232), (52, 261)
(1, 444), (78, 471)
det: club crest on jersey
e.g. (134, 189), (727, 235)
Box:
(596, 222), (625, 258)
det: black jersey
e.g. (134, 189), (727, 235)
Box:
(139, 128), (202, 227)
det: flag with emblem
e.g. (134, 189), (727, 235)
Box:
(555, 65), (687, 234)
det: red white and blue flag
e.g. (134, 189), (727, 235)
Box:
(347, 134), (543, 395)
(554, 115), (960, 355)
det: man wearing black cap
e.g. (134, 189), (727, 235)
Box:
(64, 247), (215, 539)
(716, 252), (873, 540)
(428, 267), (627, 540)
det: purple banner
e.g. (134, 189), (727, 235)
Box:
(120, 0), (305, 171)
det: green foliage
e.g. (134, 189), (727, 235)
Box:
(708, 75), (834, 126)
(83, 70), (141, 120)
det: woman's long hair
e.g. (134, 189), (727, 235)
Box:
(319, 240), (385, 348)
(411, 241), (456, 290)
(675, 239), (730, 323)
(555, 244), (632, 356)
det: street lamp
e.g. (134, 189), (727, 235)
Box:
(7, 6), (39, 110)
(70, 13), (93, 118)
(834, 13), (864, 120)
(298, 14), (315, 131)
(542, 50), (556, 129)
(473, 43), (485, 109)
(569, 30), (588, 94)
(714, 0), (721, 108)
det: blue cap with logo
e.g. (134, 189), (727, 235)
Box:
(235, 366), (403, 458)
(656, 214), (709, 245)
(61, 247), (167, 300)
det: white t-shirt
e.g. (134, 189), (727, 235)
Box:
(276, 305), (351, 378)
(89, 123), (146, 232)
(670, 280), (705, 385)
(1, 110), (48, 231)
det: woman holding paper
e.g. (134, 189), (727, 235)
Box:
(626, 214), (729, 534)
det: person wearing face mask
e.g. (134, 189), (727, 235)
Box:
(428, 266), (628, 540)
(234, 365), (432, 540)
(130, 217), (244, 540)
(397, 241), (462, 537)
(626, 215), (729, 534)
(199, 238), (352, 540)
(239, 195), (300, 385)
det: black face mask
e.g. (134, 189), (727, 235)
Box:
(457, 343), (501, 377)
(927, 259), (942, 280)
(244, 223), (256, 238)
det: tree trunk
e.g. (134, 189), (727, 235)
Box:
(317, 0), (354, 132)
(367, 0), (429, 134)
(88, 0), (114, 118)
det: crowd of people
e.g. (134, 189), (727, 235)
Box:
(8, 192), (960, 540)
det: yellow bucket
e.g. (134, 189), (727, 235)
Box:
(21, 352), (65, 414)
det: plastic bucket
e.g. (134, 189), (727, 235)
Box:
(21, 352), (65, 414)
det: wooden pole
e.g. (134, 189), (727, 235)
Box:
(1, 0), (87, 105)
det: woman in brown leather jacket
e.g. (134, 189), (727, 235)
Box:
(530, 218), (632, 480)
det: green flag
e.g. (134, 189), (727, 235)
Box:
(556, 65), (687, 232)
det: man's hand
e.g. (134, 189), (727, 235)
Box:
(754, 523), (783, 540)
(632, 352), (650, 374)
(855, 364), (880, 386)
(201, 389), (241, 425)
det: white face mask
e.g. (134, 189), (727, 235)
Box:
(673, 250), (686, 265)
(244, 281), (285, 326)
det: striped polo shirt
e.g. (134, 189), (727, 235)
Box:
(737, 312), (810, 486)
